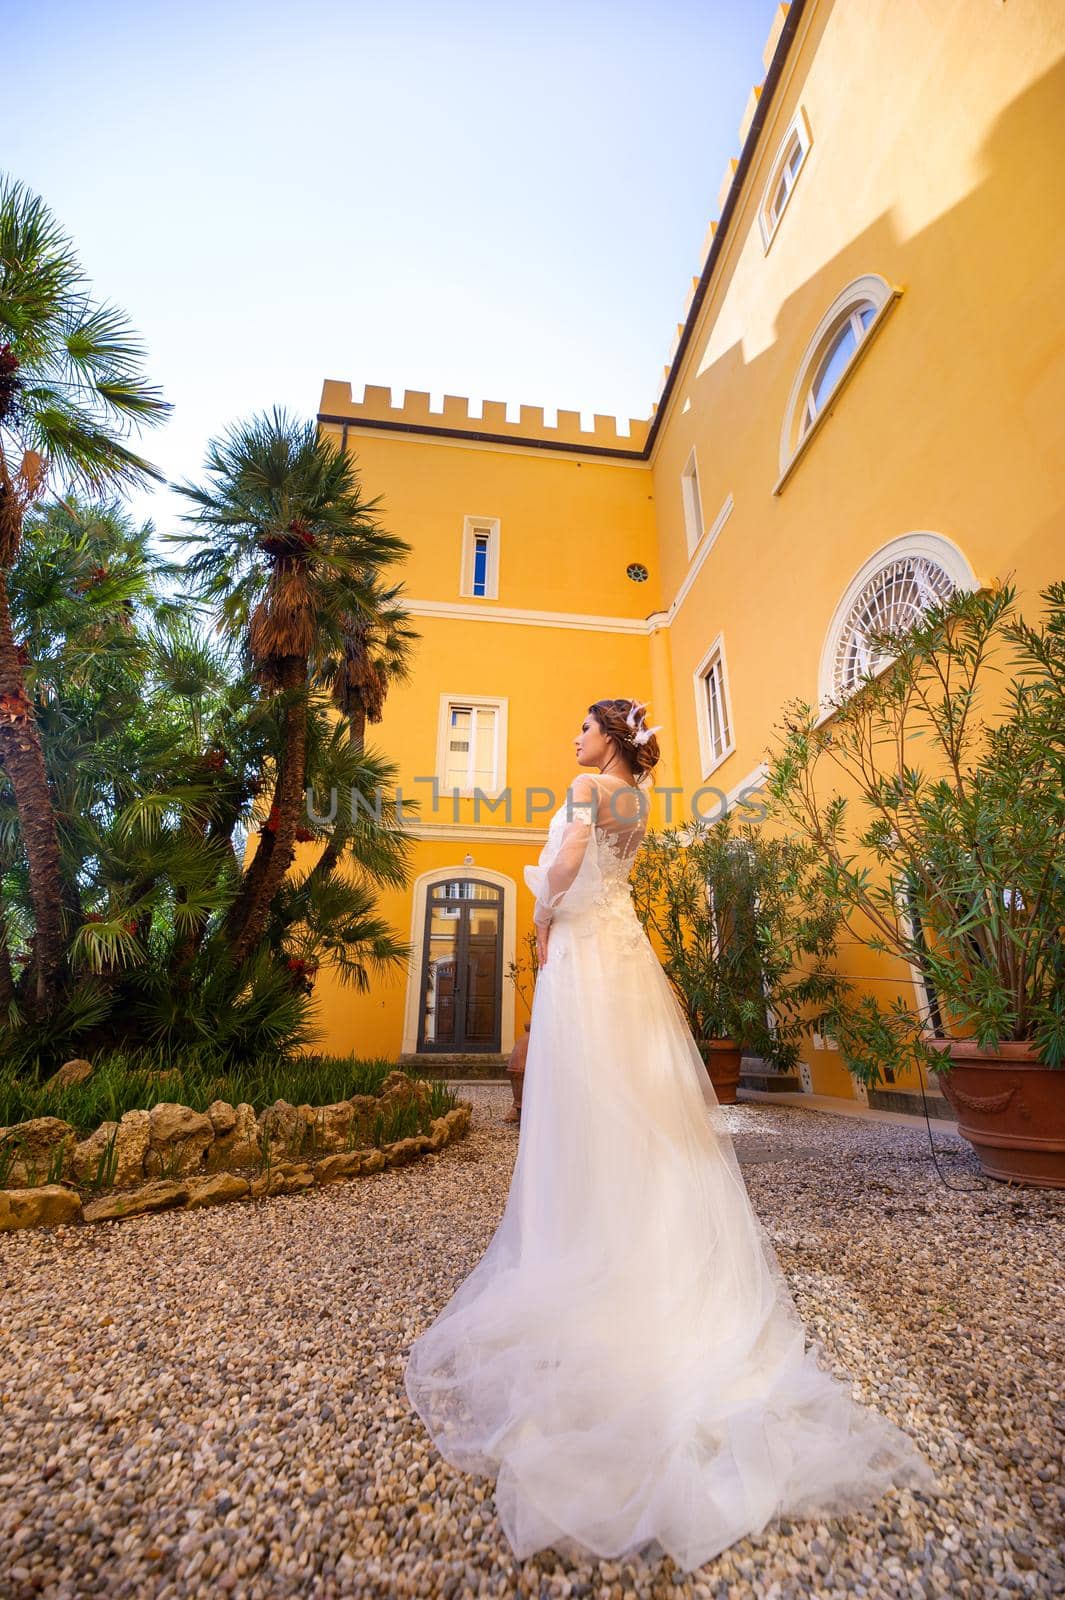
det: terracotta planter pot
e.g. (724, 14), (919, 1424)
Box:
(926, 1038), (1065, 1189)
(697, 1038), (742, 1105)
(506, 1023), (531, 1118)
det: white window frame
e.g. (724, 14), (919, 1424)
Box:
(436, 693), (508, 796)
(680, 447), (705, 559)
(759, 105), (812, 253)
(776, 274), (902, 493)
(815, 533), (980, 720)
(693, 634), (735, 779)
(460, 515), (501, 600)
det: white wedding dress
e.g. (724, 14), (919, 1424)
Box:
(404, 772), (937, 1573)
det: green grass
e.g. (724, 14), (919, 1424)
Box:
(0, 1050), (458, 1144)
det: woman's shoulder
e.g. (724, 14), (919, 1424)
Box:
(566, 771), (599, 797)
(559, 772), (599, 819)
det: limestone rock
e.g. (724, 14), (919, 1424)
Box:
(313, 1151), (365, 1183)
(69, 1121), (117, 1185)
(347, 1093), (381, 1143)
(186, 1173), (249, 1208)
(0, 1116), (77, 1160)
(82, 1179), (189, 1223)
(204, 1103), (260, 1172)
(258, 1100), (308, 1162)
(41, 1057), (94, 1093)
(207, 1099), (237, 1136)
(0, 1117), (77, 1187)
(378, 1071), (429, 1112)
(0, 1184), (82, 1231)
(249, 1162), (315, 1199)
(303, 1100), (356, 1155)
(382, 1135), (433, 1167)
(68, 1109), (151, 1189)
(144, 1103), (213, 1178)
(113, 1109), (152, 1185)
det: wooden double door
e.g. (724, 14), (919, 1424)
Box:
(417, 878), (503, 1053)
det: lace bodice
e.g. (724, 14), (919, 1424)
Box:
(523, 774), (649, 950)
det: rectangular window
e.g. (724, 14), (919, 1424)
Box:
(759, 105), (813, 253)
(705, 660), (730, 758)
(693, 636), (735, 778)
(438, 695), (507, 794)
(472, 533), (490, 596)
(461, 516), (500, 599)
(681, 448), (704, 558)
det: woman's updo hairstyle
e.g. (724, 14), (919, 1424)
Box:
(588, 698), (661, 788)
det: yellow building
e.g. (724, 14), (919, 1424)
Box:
(313, 0), (1065, 1109)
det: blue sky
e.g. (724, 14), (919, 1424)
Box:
(7, 0), (781, 533)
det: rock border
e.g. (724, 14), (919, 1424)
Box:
(0, 1072), (472, 1232)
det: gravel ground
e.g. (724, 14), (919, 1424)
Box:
(0, 1088), (1062, 1600)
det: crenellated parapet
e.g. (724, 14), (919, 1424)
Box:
(319, 4), (795, 453)
(665, 1), (792, 371)
(319, 379), (651, 455)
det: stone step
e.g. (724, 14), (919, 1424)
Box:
(399, 1053), (511, 1082)
(739, 1070), (804, 1093)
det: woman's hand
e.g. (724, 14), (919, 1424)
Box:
(536, 918), (552, 967)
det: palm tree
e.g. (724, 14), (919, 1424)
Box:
(0, 173), (170, 1013)
(171, 408), (415, 963)
(323, 571), (419, 749)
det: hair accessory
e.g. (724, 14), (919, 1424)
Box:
(624, 697), (662, 747)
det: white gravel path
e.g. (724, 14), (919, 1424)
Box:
(0, 1087), (1061, 1600)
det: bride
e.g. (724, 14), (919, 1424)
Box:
(404, 696), (937, 1573)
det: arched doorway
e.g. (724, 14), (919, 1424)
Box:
(416, 876), (505, 1053)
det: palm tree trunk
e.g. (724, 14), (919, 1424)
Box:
(0, 915), (15, 1010)
(0, 567), (66, 1014)
(228, 656), (309, 962)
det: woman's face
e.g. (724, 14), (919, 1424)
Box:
(575, 712), (612, 769)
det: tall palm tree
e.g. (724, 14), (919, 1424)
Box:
(0, 173), (170, 1013)
(323, 571), (419, 749)
(172, 408), (414, 963)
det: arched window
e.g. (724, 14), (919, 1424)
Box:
(818, 534), (980, 709)
(801, 301), (876, 438)
(777, 274), (901, 488)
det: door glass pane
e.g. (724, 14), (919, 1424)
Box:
(422, 909), (458, 1046)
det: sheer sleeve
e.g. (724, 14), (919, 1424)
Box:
(523, 776), (600, 928)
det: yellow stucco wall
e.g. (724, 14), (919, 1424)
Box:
(307, 0), (1065, 1096)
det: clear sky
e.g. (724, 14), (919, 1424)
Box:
(6, 0), (782, 535)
